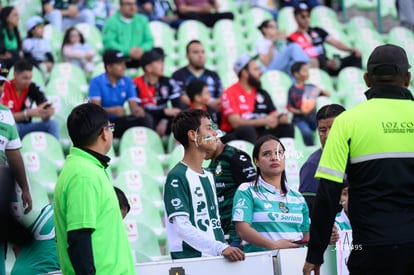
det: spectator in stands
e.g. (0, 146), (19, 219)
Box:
(10, 203), (60, 275)
(172, 40), (223, 110)
(89, 50), (153, 138)
(0, 6), (22, 70)
(164, 108), (245, 261)
(90, 0), (116, 30)
(256, 19), (309, 78)
(137, 0), (183, 28)
(279, 0), (320, 9)
(61, 27), (95, 75)
(0, 63), (33, 275)
(102, 0), (154, 68)
(186, 78), (220, 126)
(250, 0), (278, 20)
(22, 16), (54, 75)
(41, 0), (95, 31)
(288, 3), (362, 76)
(54, 102), (136, 274)
(206, 140), (257, 248)
(1, 59), (59, 139)
(287, 62), (329, 146)
(174, 0), (234, 28)
(220, 54), (294, 144)
(299, 104), (345, 214)
(397, 0), (414, 32)
(232, 135), (308, 252)
(11, 186), (130, 275)
(133, 47), (183, 137)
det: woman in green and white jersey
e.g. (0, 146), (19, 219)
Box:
(232, 135), (310, 252)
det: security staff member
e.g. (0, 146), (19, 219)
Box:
(303, 44), (414, 275)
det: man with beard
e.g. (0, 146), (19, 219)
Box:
(220, 54), (294, 143)
(172, 40), (223, 110)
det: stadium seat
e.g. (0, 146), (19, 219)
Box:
(117, 146), (166, 189)
(14, 0), (42, 38)
(125, 220), (164, 263)
(227, 140), (254, 157)
(307, 68), (335, 96)
(125, 196), (166, 245)
(176, 20), (212, 58)
(43, 24), (64, 63)
(212, 20), (249, 64)
(75, 23), (104, 54)
(48, 63), (88, 89)
(277, 7), (297, 35)
(22, 151), (59, 196)
(244, 7), (273, 31)
(118, 126), (165, 158)
(261, 70), (292, 113)
(46, 77), (88, 105)
(279, 137), (301, 191)
(21, 131), (65, 172)
(149, 21), (177, 58)
(114, 169), (163, 213)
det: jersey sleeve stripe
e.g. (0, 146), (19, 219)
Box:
(350, 152), (414, 164)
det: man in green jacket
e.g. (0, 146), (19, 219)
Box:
(102, 0), (154, 68)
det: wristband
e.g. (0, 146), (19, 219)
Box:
(23, 110), (28, 120)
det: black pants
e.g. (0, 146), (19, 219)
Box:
(347, 243), (414, 275)
(110, 114), (154, 138)
(0, 167), (32, 245)
(319, 53), (362, 76)
(179, 12), (234, 27)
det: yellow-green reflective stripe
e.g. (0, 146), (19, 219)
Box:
(316, 166), (345, 179)
(350, 152), (414, 164)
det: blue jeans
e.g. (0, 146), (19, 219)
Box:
(17, 120), (59, 140)
(294, 118), (316, 146)
(45, 8), (95, 31)
(262, 43), (310, 79)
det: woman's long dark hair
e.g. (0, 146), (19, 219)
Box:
(0, 6), (22, 50)
(252, 135), (288, 195)
(61, 27), (86, 56)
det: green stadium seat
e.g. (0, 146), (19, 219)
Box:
(75, 23), (104, 54)
(119, 126), (165, 156)
(149, 21), (177, 57)
(176, 20), (212, 58)
(21, 151), (58, 196)
(21, 131), (65, 172)
(277, 7), (297, 36)
(43, 24), (64, 63)
(261, 70), (292, 113)
(125, 196), (166, 245)
(114, 169), (163, 213)
(227, 140), (254, 157)
(125, 220), (164, 263)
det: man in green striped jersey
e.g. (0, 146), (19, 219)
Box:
(164, 109), (245, 261)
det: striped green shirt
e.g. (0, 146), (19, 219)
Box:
(232, 177), (310, 252)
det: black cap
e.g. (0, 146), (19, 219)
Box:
(367, 44), (411, 76)
(103, 50), (126, 65)
(294, 2), (309, 15)
(140, 47), (165, 68)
